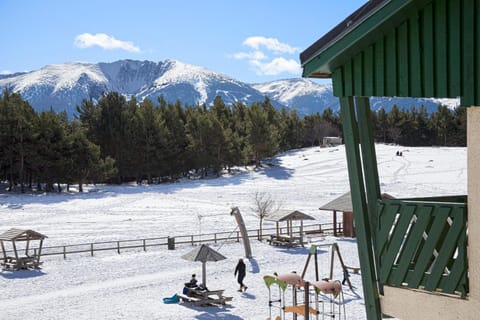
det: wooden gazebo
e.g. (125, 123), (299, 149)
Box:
(265, 210), (315, 247)
(0, 228), (47, 270)
(319, 192), (394, 237)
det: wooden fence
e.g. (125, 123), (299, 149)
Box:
(2, 222), (341, 261)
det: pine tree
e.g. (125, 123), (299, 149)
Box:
(246, 102), (279, 167)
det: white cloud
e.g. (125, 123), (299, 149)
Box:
(243, 36), (300, 54)
(0, 70), (13, 75)
(74, 33), (140, 53)
(232, 36), (301, 76)
(250, 57), (301, 76)
(232, 50), (267, 61)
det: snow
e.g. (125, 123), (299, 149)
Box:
(252, 79), (331, 105)
(0, 62), (108, 93)
(153, 60), (226, 103)
(0, 144), (467, 319)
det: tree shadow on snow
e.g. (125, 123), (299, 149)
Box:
(0, 269), (46, 279)
(248, 257), (260, 274)
(257, 165), (294, 180)
(180, 303), (242, 320)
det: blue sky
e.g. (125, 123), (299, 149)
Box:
(1, 0), (367, 84)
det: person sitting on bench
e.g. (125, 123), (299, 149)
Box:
(185, 274), (198, 288)
(183, 274), (199, 295)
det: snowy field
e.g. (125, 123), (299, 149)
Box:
(0, 144), (467, 320)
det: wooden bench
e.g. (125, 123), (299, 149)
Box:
(177, 293), (202, 303)
(268, 235), (304, 247)
(179, 288), (232, 306)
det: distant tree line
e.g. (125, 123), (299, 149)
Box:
(0, 89), (465, 192)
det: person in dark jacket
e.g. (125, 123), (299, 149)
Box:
(234, 258), (247, 292)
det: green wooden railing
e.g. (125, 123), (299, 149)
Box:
(375, 196), (468, 298)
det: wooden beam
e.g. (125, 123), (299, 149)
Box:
(340, 96), (382, 319)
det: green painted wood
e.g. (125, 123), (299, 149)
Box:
(354, 53), (363, 96)
(376, 199), (468, 297)
(448, 0), (461, 96)
(385, 29), (397, 96)
(397, 22), (409, 96)
(332, 68), (344, 97)
(344, 61), (353, 97)
(421, 3), (435, 97)
(379, 205), (416, 283)
(390, 206), (433, 286)
(409, 208), (449, 288)
(356, 97), (381, 234)
(364, 46), (375, 96)
(301, 0), (413, 79)
(377, 203), (400, 254)
(340, 97), (382, 320)
(443, 231), (468, 295)
(408, 12), (422, 97)
(434, 0), (448, 97)
(425, 206), (465, 291)
(374, 37), (385, 96)
(302, 0), (480, 106)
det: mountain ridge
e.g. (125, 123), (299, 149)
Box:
(0, 59), (458, 117)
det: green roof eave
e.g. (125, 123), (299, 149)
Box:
(301, 0), (415, 79)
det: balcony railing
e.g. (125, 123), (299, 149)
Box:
(375, 196), (468, 298)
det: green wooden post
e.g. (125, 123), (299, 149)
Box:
(356, 97), (383, 294)
(340, 97), (382, 320)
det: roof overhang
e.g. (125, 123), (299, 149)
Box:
(300, 0), (412, 78)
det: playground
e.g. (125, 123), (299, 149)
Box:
(0, 144), (464, 319)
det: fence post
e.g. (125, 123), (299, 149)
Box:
(214, 233), (217, 244)
(63, 246), (66, 259)
(90, 243), (94, 256)
(168, 237), (175, 250)
(191, 235), (194, 246)
(117, 241), (121, 254)
(143, 239), (146, 251)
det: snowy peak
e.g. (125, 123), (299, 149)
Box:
(253, 79), (338, 115)
(6, 62), (108, 93)
(253, 78), (331, 104)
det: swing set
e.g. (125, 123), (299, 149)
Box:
(264, 244), (356, 320)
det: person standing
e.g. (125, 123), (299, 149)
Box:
(234, 258), (247, 292)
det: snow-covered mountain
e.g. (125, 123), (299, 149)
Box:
(0, 59), (458, 117)
(253, 79), (338, 115)
(0, 59), (273, 116)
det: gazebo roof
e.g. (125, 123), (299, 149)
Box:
(0, 228), (47, 241)
(265, 210), (315, 222)
(319, 192), (354, 212)
(319, 192), (395, 212)
(181, 244), (226, 263)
